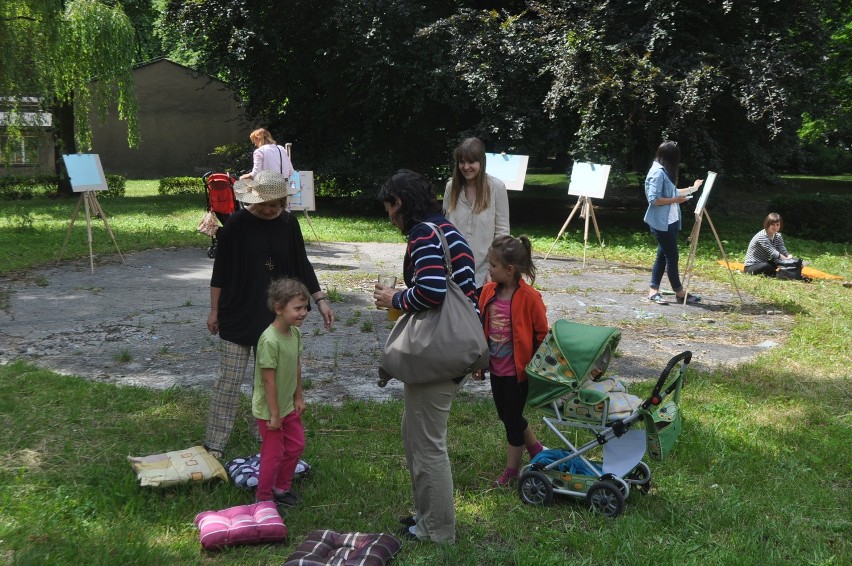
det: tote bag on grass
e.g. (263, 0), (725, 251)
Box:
(380, 222), (489, 384)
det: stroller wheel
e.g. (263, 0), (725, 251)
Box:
(626, 462), (652, 490)
(587, 481), (625, 518)
(518, 470), (554, 506)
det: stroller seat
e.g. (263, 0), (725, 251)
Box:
(559, 376), (642, 422)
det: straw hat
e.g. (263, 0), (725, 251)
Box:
(233, 170), (290, 204)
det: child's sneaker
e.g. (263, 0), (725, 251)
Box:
(495, 467), (518, 487)
(273, 489), (300, 508)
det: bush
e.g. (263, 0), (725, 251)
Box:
(0, 174), (58, 200)
(102, 175), (126, 198)
(159, 176), (205, 195)
(769, 193), (852, 242)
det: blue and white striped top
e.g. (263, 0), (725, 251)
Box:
(392, 214), (478, 314)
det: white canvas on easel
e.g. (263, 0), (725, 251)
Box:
(681, 171), (742, 305)
(485, 153), (529, 191)
(544, 161), (610, 264)
(58, 154), (125, 272)
(568, 161), (611, 199)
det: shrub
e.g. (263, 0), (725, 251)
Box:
(159, 176), (205, 195)
(0, 174), (58, 200)
(102, 175), (126, 198)
(769, 193), (852, 242)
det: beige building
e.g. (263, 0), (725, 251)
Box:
(89, 59), (248, 178)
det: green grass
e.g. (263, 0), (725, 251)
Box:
(0, 176), (850, 564)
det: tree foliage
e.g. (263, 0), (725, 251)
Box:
(1, 0), (139, 154)
(160, 0), (845, 187)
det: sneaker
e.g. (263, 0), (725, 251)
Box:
(399, 525), (421, 541)
(647, 293), (668, 305)
(272, 489), (300, 508)
(495, 467), (519, 487)
(676, 293), (701, 304)
(399, 515), (416, 527)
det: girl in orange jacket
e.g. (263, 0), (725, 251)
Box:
(478, 235), (549, 486)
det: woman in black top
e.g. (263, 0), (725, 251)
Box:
(204, 170), (334, 458)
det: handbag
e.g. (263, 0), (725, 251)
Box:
(197, 211), (220, 237)
(776, 257), (805, 281)
(379, 222), (489, 385)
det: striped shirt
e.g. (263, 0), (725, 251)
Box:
(392, 215), (478, 314)
(744, 229), (788, 266)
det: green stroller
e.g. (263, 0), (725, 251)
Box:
(519, 320), (690, 517)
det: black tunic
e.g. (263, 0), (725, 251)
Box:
(210, 208), (320, 346)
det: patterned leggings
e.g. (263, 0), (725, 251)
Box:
(204, 339), (255, 454)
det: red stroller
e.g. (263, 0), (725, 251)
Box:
(202, 171), (238, 258)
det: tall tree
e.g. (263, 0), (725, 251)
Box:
(1, 0), (139, 193)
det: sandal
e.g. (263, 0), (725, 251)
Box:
(203, 444), (224, 460)
(647, 293), (668, 305)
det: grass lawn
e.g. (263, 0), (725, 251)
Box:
(0, 176), (849, 565)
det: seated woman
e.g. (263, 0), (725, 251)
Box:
(744, 213), (794, 276)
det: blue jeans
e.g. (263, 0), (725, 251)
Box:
(649, 222), (683, 293)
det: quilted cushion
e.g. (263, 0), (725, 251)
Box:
(225, 453), (311, 490)
(195, 501), (287, 550)
(127, 445), (228, 487)
(283, 530), (402, 566)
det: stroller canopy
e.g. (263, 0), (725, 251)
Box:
(526, 320), (621, 408)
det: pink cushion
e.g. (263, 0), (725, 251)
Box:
(194, 501), (287, 550)
(283, 530), (402, 566)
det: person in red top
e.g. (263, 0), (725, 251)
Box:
(477, 235), (549, 486)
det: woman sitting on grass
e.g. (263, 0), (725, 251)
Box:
(744, 213), (794, 277)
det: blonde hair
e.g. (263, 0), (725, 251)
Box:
(250, 128), (275, 147)
(447, 137), (490, 214)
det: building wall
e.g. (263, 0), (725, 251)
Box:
(89, 60), (249, 179)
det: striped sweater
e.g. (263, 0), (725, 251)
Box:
(744, 229), (788, 266)
(392, 214), (478, 314)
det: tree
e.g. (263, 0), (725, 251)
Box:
(1, 0), (139, 193)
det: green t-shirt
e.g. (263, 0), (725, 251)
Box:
(252, 325), (302, 420)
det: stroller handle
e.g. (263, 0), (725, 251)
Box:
(643, 351), (691, 409)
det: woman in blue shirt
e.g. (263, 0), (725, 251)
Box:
(643, 141), (703, 304)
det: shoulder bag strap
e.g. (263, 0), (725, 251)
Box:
(277, 146), (284, 174)
(422, 221), (452, 280)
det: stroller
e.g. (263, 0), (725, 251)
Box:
(518, 320), (690, 517)
(201, 171), (238, 258)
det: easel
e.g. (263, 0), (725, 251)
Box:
(544, 195), (606, 266)
(285, 143), (322, 248)
(57, 190), (126, 273)
(681, 207), (743, 306)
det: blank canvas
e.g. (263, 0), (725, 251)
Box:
(485, 153), (529, 191)
(62, 154), (108, 192)
(694, 171), (717, 216)
(568, 162), (611, 199)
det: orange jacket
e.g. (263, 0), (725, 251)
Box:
(479, 279), (549, 382)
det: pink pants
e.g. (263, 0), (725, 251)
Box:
(255, 411), (305, 502)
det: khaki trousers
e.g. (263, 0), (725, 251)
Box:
(402, 378), (462, 543)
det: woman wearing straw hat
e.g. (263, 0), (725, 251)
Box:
(204, 170), (334, 459)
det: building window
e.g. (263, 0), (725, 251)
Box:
(1, 135), (39, 165)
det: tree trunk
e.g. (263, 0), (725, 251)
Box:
(53, 99), (76, 196)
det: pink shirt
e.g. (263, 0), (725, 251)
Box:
(487, 298), (515, 376)
(251, 144), (295, 178)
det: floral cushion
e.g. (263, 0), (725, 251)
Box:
(127, 445), (227, 488)
(283, 530), (402, 566)
(195, 501), (287, 550)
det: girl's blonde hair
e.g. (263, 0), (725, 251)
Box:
(447, 137), (490, 214)
(250, 128), (275, 146)
(488, 234), (536, 285)
(267, 277), (310, 311)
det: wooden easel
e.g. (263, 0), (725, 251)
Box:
(285, 143), (322, 248)
(681, 206), (743, 305)
(544, 195), (606, 266)
(57, 190), (125, 273)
